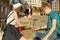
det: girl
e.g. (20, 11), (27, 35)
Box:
(2, 3), (27, 40)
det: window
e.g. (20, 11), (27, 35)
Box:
(12, 0), (15, 4)
(5, 7), (7, 12)
(1, 6), (3, 12)
(0, 6), (1, 12)
(15, 0), (18, 3)
(3, 7), (5, 12)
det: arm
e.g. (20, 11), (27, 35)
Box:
(33, 25), (47, 31)
(42, 19), (56, 40)
(13, 12), (27, 40)
(13, 12), (22, 27)
(20, 36), (27, 40)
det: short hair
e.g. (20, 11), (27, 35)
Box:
(41, 2), (52, 10)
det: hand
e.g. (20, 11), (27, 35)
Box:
(40, 26), (47, 29)
(42, 37), (48, 40)
(33, 27), (40, 31)
(21, 24), (24, 26)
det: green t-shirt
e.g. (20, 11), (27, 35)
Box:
(45, 10), (60, 36)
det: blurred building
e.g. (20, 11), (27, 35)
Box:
(24, 0), (42, 7)
(0, 0), (10, 31)
(9, 0), (24, 5)
(52, 0), (60, 13)
(0, 0), (11, 20)
(42, 0), (47, 2)
(0, 0), (10, 13)
(59, 0), (60, 13)
(47, 0), (52, 5)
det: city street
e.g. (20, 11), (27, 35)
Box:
(0, 0), (60, 40)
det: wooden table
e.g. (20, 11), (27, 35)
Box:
(21, 29), (45, 40)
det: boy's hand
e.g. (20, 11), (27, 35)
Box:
(33, 25), (47, 31)
(42, 37), (48, 40)
(40, 26), (47, 29)
(33, 27), (40, 31)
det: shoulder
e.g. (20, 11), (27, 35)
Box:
(10, 11), (16, 13)
(11, 11), (17, 15)
(12, 11), (18, 17)
(51, 11), (58, 15)
(49, 11), (58, 16)
(50, 11), (59, 19)
(8, 11), (13, 16)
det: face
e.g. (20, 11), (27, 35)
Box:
(43, 7), (50, 15)
(17, 6), (23, 12)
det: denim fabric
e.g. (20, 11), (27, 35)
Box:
(33, 31), (59, 40)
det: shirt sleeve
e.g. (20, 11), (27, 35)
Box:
(50, 12), (59, 20)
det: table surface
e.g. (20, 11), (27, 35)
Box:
(21, 29), (45, 40)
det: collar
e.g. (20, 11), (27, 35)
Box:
(48, 10), (53, 16)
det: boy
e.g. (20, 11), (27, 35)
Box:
(33, 2), (60, 40)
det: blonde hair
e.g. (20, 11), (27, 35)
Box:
(41, 2), (52, 10)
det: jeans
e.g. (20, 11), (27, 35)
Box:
(33, 31), (59, 40)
